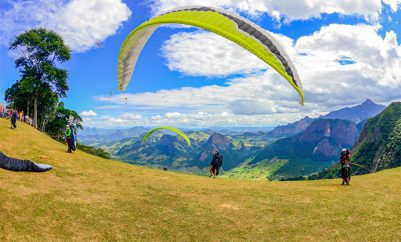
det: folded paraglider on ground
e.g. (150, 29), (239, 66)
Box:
(0, 151), (52, 172)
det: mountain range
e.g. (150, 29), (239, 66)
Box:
(80, 99), (391, 179)
(321, 99), (385, 124)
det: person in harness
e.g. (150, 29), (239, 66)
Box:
(340, 148), (351, 185)
(10, 109), (17, 129)
(209, 150), (223, 178)
(65, 125), (76, 153)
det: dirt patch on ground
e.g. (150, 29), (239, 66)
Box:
(219, 203), (240, 210)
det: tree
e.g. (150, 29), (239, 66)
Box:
(5, 79), (58, 126)
(8, 28), (70, 128)
(46, 102), (83, 140)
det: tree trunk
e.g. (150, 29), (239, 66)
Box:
(41, 117), (46, 132)
(34, 96), (38, 129)
(27, 100), (30, 117)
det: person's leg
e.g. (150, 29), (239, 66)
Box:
(209, 166), (213, 177)
(341, 169), (345, 185)
(213, 168), (217, 178)
(67, 139), (72, 153)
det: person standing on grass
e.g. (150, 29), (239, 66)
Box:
(209, 150), (222, 178)
(10, 109), (17, 129)
(65, 125), (74, 153)
(340, 148), (351, 185)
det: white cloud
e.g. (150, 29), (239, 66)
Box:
(149, 0), (400, 22)
(82, 111), (310, 128)
(383, 0), (401, 11)
(161, 31), (266, 76)
(95, 23), (401, 127)
(0, 0), (131, 52)
(161, 30), (295, 77)
(80, 110), (97, 117)
(120, 113), (143, 120)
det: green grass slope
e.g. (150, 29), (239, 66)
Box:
(0, 119), (400, 241)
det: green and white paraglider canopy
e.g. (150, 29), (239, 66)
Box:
(118, 6), (304, 105)
(143, 126), (191, 146)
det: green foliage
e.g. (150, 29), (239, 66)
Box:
(46, 102), (83, 138)
(6, 28), (71, 128)
(76, 143), (111, 159)
(222, 158), (288, 181)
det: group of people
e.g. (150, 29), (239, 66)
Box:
(0, 104), (34, 128)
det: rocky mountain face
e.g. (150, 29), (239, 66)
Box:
(251, 119), (358, 179)
(266, 100), (384, 141)
(268, 116), (314, 139)
(313, 102), (401, 179)
(199, 133), (233, 161)
(321, 99), (385, 124)
(81, 100), (388, 180)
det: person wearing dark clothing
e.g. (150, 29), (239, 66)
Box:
(0, 151), (52, 172)
(65, 125), (74, 153)
(340, 148), (351, 185)
(10, 110), (17, 129)
(209, 150), (223, 178)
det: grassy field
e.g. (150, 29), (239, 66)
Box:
(0, 118), (400, 241)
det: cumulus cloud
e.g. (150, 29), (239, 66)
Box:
(383, 0), (401, 11)
(161, 30), (295, 77)
(0, 0), (131, 52)
(95, 23), (401, 127)
(149, 0), (401, 22)
(80, 110), (97, 117)
(161, 31), (267, 76)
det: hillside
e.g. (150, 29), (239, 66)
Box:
(316, 102), (401, 179)
(245, 119), (358, 179)
(0, 118), (400, 241)
(115, 132), (263, 174)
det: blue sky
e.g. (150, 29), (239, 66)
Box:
(1, 0), (401, 128)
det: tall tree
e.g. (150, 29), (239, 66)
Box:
(8, 28), (70, 128)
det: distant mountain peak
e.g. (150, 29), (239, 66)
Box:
(322, 99), (386, 124)
(363, 99), (374, 104)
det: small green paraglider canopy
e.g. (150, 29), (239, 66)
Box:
(143, 126), (191, 146)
